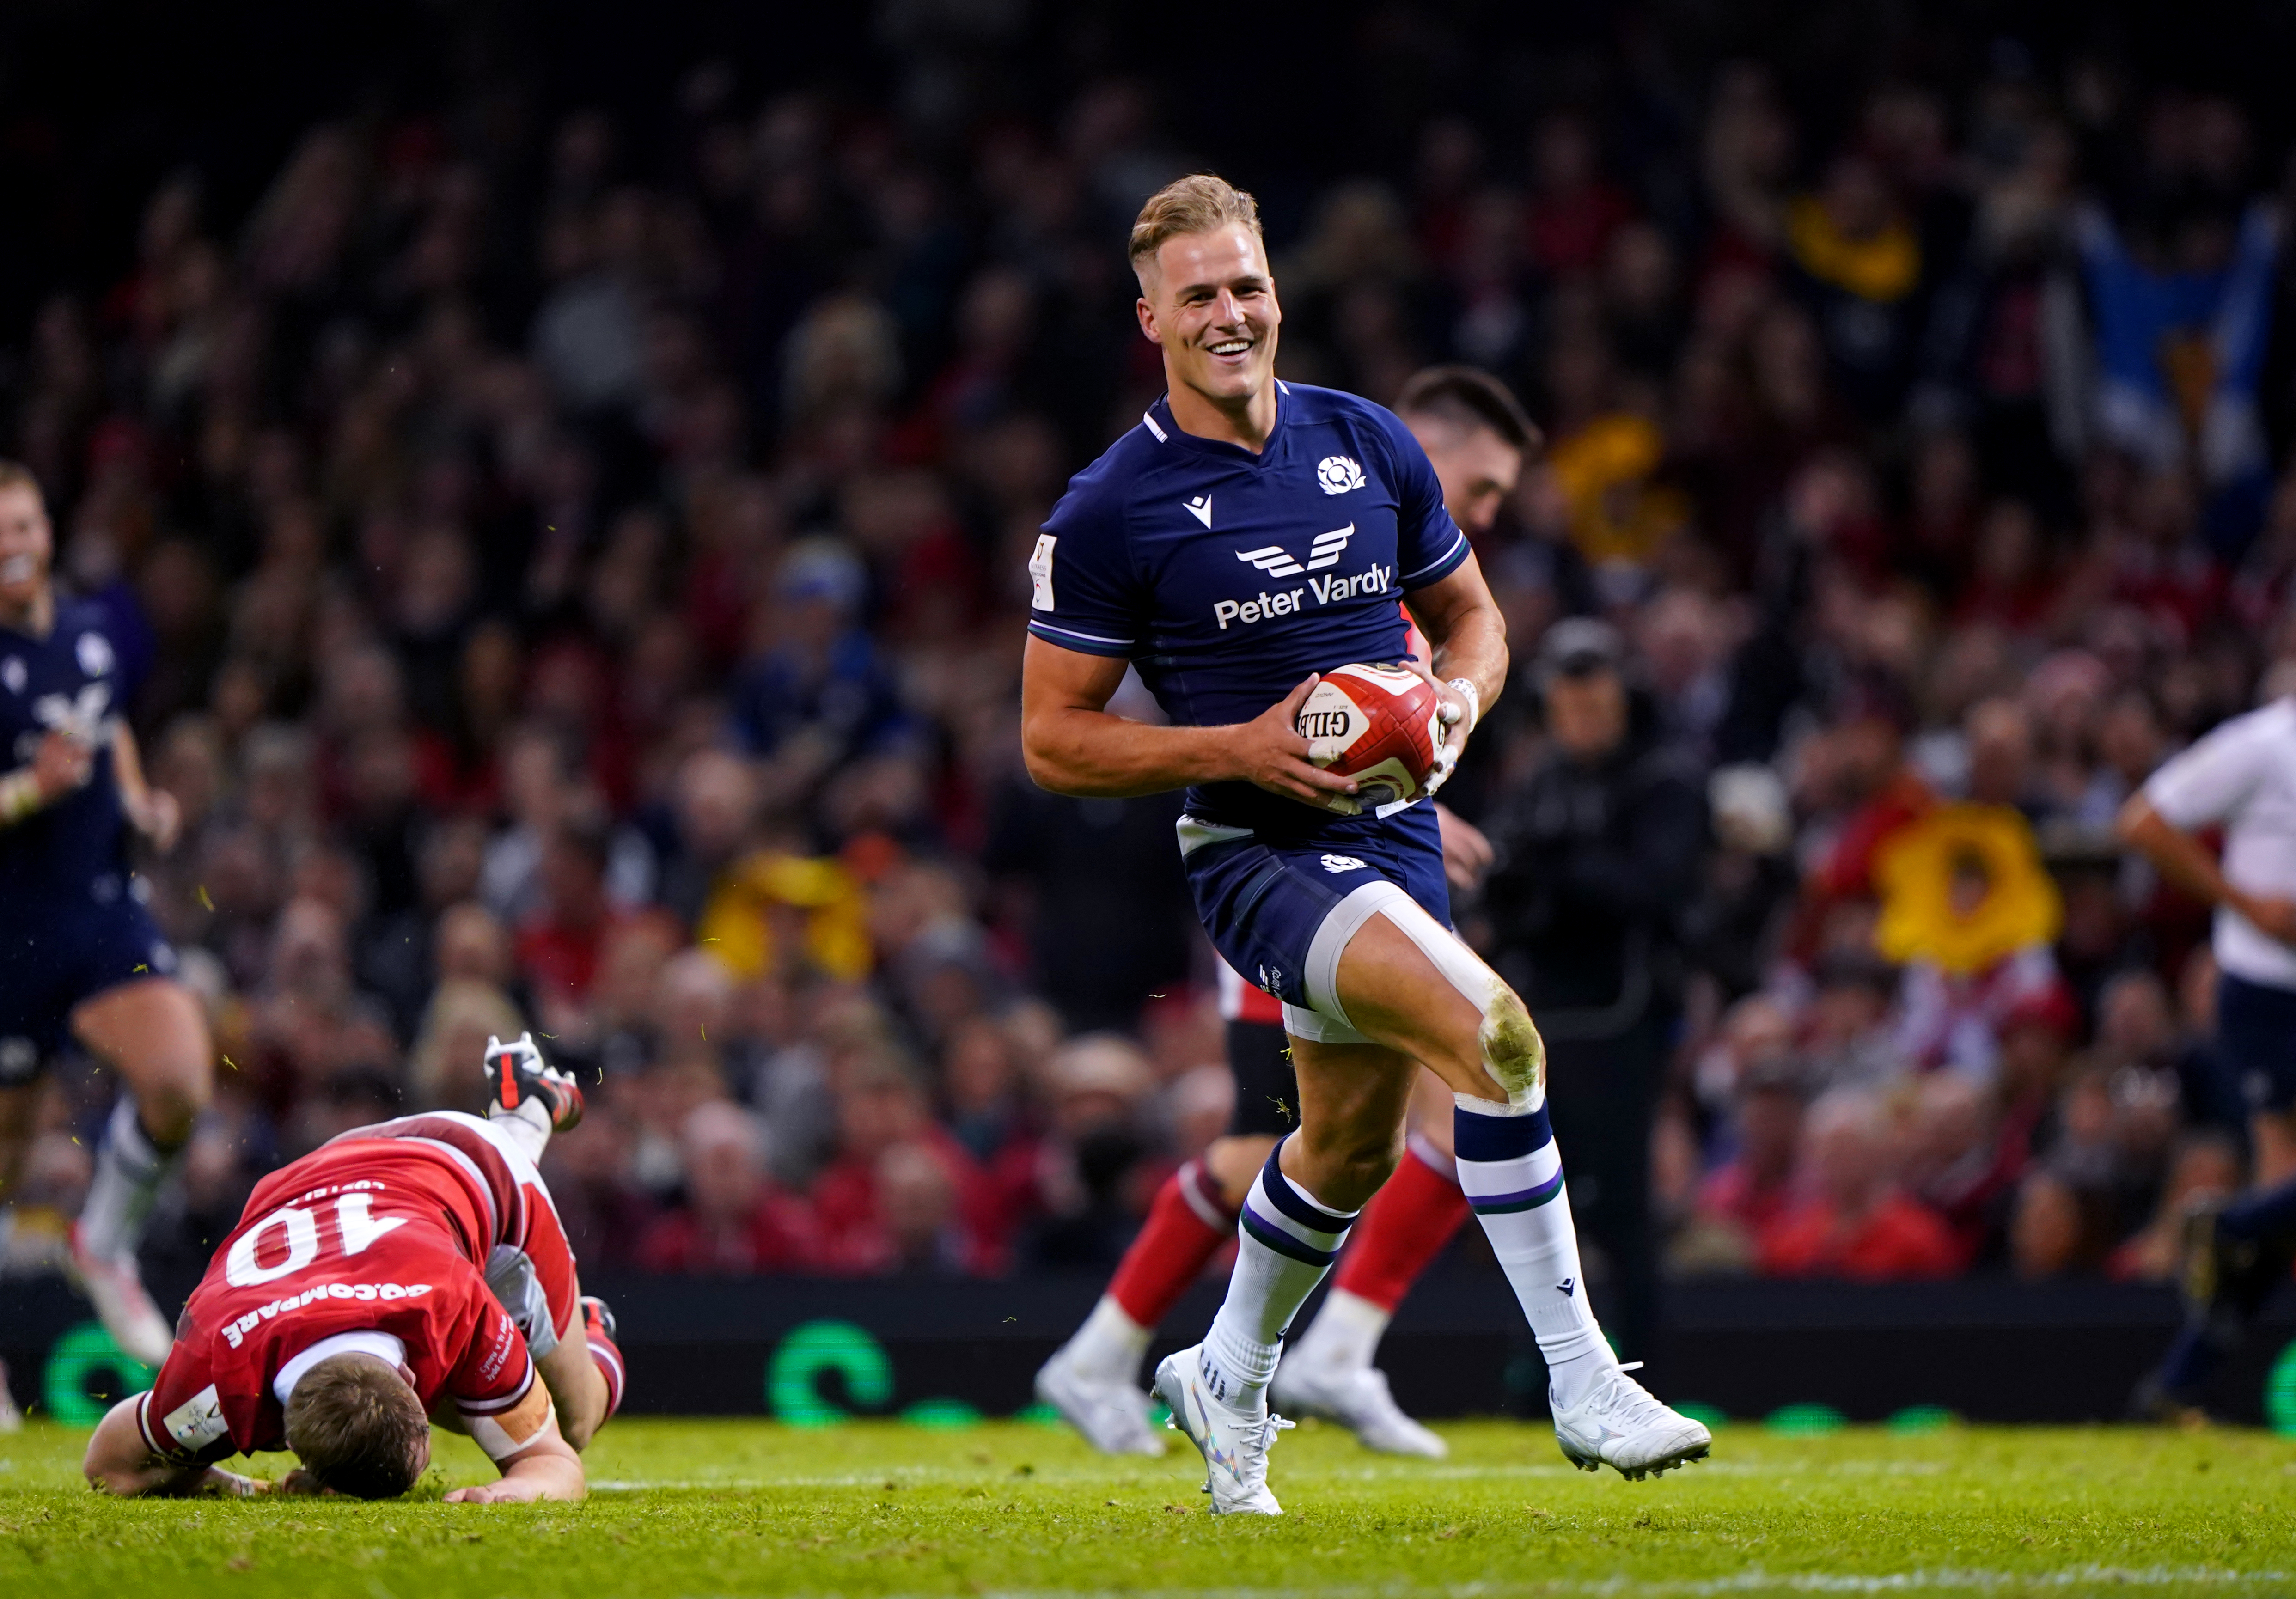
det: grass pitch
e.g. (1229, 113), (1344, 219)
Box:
(2, 1416), (2292, 1597)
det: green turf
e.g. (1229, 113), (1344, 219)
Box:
(3, 1416), (2292, 1596)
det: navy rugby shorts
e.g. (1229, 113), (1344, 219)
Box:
(0, 874), (178, 1086)
(1179, 802), (1450, 1046)
(2217, 971), (2296, 1116)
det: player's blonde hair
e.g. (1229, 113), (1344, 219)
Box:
(0, 460), (43, 501)
(283, 1354), (430, 1499)
(1128, 174), (1264, 275)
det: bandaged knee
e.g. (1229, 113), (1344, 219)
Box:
(1386, 899), (1539, 1105)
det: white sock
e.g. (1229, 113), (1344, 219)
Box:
(1062, 1294), (1151, 1383)
(487, 1101), (551, 1164)
(1201, 1143), (1357, 1408)
(1453, 1094), (1614, 1410)
(79, 1097), (182, 1263)
(1291, 1286), (1391, 1375)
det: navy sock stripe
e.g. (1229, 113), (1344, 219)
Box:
(1466, 1169), (1566, 1215)
(1239, 1203), (1337, 1268)
(1254, 1141), (1355, 1232)
(1453, 1102), (1553, 1163)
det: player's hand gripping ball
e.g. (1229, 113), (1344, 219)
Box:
(1293, 663), (1443, 814)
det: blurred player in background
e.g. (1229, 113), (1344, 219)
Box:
(0, 461), (208, 1417)
(82, 1035), (624, 1501)
(1034, 366), (1532, 1460)
(2121, 694), (2296, 1418)
(1020, 176), (1705, 1514)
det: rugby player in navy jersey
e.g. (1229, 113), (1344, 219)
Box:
(0, 462), (213, 1407)
(1033, 368), (1526, 1463)
(1019, 177), (1708, 1513)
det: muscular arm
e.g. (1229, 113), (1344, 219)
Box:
(111, 722), (181, 850)
(1405, 550), (1508, 743)
(2120, 793), (2296, 942)
(83, 1397), (265, 1498)
(1019, 637), (1357, 807)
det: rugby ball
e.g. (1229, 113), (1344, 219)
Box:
(1294, 662), (1443, 812)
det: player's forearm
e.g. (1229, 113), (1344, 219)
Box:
(1407, 555), (1508, 720)
(447, 1441), (587, 1503)
(1427, 603), (1507, 719)
(1021, 708), (1244, 799)
(2119, 798), (2243, 912)
(82, 1398), (202, 1496)
(495, 1453), (586, 1501)
(110, 724), (148, 808)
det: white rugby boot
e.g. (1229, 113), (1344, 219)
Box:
(1153, 1343), (1292, 1515)
(0, 1356), (21, 1432)
(68, 1222), (175, 1369)
(1551, 1364), (1710, 1480)
(1271, 1358), (1447, 1458)
(1034, 1344), (1166, 1456)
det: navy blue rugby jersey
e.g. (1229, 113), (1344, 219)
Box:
(0, 597), (134, 896)
(1026, 381), (1469, 841)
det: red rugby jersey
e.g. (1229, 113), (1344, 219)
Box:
(138, 1113), (571, 1467)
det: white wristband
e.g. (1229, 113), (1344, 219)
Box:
(1444, 677), (1481, 737)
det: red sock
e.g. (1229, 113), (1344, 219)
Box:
(1332, 1139), (1471, 1312)
(584, 1302), (626, 1421)
(1107, 1159), (1237, 1328)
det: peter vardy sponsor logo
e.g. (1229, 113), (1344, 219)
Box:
(1213, 558), (1393, 630)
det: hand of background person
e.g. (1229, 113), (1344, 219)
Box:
(1434, 801), (1493, 891)
(30, 729), (94, 802)
(127, 786), (182, 852)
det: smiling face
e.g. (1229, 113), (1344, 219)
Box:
(0, 479), (53, 616)
(1136, 223), (1282, 415)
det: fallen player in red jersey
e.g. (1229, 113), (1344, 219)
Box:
(82, 1035), (623, 1502)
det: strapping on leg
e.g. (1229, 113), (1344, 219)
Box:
(1369, 896), (1547, 1111)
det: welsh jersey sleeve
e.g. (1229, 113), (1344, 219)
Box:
(1024, 481), (1142, 659)
(1376, 410), (1471, 590)
(137, 1345), (239, 1467)
(447, 1295), (553, 1463)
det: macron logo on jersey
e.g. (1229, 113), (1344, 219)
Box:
(1234, 525), (1353, 578)
(1185, 495), (1213, 527)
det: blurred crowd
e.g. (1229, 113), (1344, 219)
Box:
(6, 30), (2295, 1289)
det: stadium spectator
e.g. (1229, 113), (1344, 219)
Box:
(1757, 1091), (1961, 1280)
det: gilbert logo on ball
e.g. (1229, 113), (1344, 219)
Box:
(1294, 663), (1442, 812)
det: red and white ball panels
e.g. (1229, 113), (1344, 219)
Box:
(1293, 662), (1443, 812)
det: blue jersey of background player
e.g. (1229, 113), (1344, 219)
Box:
(0, 462), (214, 1410)
(0, 597), (143, 909)
(1026, 379), (1468, 847)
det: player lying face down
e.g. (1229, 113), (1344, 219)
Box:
(83, 1040), (621, 1502)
